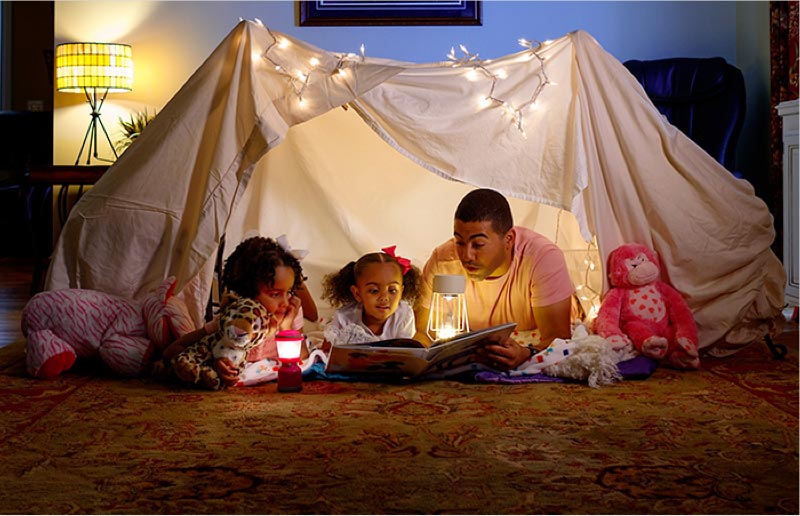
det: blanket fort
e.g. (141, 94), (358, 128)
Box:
(46, 20), (785, 355)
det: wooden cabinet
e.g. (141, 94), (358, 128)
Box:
(777, 99), (798, 306)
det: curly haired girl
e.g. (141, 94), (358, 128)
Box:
(322, 246), (420, 344)
(160, 236), (310, 387)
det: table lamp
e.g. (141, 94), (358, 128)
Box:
(276, 329), (304, 392)
(56, 42), (133, 165)
(426, 274), (469, 341)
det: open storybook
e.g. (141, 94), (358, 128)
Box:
(325, 322), (517, 378)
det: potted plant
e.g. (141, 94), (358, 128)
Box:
(116, 109), (157, 153)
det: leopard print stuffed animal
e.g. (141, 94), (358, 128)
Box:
(171, 295), (272, 390)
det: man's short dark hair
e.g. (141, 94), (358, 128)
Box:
(455, 188), (513, 234)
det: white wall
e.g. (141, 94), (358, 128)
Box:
(54, 1), (768, 183)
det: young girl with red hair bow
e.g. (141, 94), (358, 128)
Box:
(321, 246), (420, 346)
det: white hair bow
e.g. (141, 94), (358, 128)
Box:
(276, 234), (309, 261)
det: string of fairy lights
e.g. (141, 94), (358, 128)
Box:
(256, 20), (601, 318)
(554, 210), (602, 320)
(445, 38), (551, 138)
(259, 19), (551, 137)
(259, 21), (365, 106)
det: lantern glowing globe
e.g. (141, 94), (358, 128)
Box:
(426, 274), (469, 341)
(276, 330), (303, 393)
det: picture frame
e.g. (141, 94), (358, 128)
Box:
(297, 1), (482, 26)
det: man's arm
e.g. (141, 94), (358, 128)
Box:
(531, 296), (573, 349)
(475, 296), (572, 370)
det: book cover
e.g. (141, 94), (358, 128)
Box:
(325, 322), (517, 378)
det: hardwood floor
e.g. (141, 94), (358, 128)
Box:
(0, 256), (34, 347)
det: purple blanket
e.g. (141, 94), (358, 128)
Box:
(472, 356), (659, 384)
(307, 356), (659, 384)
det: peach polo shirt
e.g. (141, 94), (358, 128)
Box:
(420, 227), (574, 331)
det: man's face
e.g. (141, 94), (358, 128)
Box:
(453, 219), (512, 281)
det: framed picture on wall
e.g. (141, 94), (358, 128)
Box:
(297, 1), (482, 26)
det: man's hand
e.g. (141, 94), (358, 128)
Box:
(473, 336), (531, 371)
(213, 357), (240, 387)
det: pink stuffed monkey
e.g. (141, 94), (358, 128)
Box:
(22, 276), (195, 378)
(593, 243), (700, 369)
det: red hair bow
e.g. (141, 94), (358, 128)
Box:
(381, 245), (412, 275)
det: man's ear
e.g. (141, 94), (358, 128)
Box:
(350, 285), (362, 303)
(505, 227), (516, 249)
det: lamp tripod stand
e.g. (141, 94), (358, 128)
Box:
(75, 87), (118, 166)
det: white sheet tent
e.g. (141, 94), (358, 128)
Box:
(47, 20), (786, 354)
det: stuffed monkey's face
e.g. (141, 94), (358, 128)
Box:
(624, 252), (659, 286)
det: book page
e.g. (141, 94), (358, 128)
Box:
(325, 323), (516, 378)
(326, 345), (429, 376)
(422, 322), (517, 376)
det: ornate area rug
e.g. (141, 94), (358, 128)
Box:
(0, 335), (797, 514)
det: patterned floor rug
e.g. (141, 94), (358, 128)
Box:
(0, 334), (797, 515)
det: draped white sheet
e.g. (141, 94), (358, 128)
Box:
(47, 21), (785, 354)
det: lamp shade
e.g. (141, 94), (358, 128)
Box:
(426, 274), (469, 341)
(56, 42), (133, 93)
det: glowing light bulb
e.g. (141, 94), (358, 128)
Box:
(278, 38), (290, 49)
(496, 68), (508, 79)
(477, 96), (492, 109)
(427, 274), (468, 341)
(434, 294), (462, 340)
(309, 57), (320, 67)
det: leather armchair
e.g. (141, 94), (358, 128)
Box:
(623, 57), (746, 176)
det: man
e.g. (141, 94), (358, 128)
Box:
(415, 188), (574, 371)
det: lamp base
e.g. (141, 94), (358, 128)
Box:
(277, 362), (303, 393)
(75, 88), (119, 166)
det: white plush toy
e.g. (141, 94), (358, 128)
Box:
(541, 333), (623, 388)
(512, 325), (631, 388)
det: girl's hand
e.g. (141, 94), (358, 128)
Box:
(213, 357), (240, 387)
(264, 311), (280, 337)
(278, 295), (302, 331)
